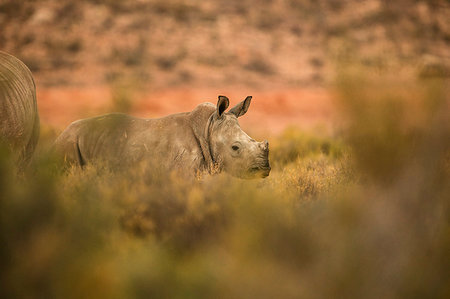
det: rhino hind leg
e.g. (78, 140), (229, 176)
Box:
(53, 132), (85, 168)
(59, 139), (85, 168)
(75, 139), (85, 167)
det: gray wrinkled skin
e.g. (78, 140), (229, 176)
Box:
(54, 95), (270, 179)
(0, 51), (40, 169)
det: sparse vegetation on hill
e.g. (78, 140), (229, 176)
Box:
(1, 0), (449, 88)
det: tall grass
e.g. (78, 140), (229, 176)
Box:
(1, 74), (449, 298)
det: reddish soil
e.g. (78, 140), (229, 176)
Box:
(37, 86), (335, 135)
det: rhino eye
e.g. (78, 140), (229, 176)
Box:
(232, 145), (240, 151)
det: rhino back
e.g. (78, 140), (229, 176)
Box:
(137, 113), (204, 170)
(55, 103), (216, 173)
(0, 51), (39, 168)
(55, 113), (139, 166)
(132, 103), (216, 172)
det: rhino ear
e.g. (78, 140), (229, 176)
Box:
(229, 96), (252, 117)
(217, 95), (229, 117)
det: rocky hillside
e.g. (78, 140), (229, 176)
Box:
(1, 0), (449, 88)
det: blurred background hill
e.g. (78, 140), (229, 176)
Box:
(2, 0), (449, 88)
(1, 0), (449, 132)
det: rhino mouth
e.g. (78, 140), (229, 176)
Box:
(249, 164), (271, 178)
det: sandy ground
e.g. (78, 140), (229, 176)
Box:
(37, 86), (336, 136)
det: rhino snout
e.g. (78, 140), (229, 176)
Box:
(249, 140), (270, 178)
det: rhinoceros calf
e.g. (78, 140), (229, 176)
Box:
(54, 96), (271, 178)
(0, 51), (40, 169)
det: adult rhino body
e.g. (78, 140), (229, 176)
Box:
(54, 96), (270, 178)
(0, 51), (39, 169)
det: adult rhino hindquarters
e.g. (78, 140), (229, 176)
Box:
(54, 95), (271, 179)
(0, 51), (40, 169)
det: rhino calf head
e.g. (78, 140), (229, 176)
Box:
(208, 96), (271, 179)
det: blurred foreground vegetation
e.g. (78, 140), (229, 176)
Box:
(1, 74), (449, 298)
